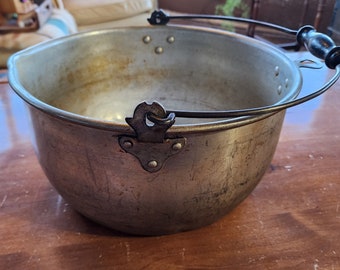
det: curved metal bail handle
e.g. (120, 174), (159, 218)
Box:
(148, 10), (297, 35)
(148, 10), (340, 69)
(147, 10), (340, 118)
(167, 66), (340, 119)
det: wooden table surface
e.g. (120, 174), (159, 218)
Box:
(1, 53), (340, 269)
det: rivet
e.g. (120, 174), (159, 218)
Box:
(167, 36), (175, 43)
(285, 78), (289, 88)
(172, 142), (182, 151)
(148, 160), (158, 168)
(275, 66), (280, 76)
(155, 46), (164, 54)
(277, 85), (283, 95)
(143, 35), (152, 44)
(123, 140), (133, 149)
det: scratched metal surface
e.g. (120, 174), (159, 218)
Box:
(1, 52), (340, 269)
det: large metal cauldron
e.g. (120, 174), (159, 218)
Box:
(8, 11), (340, 235)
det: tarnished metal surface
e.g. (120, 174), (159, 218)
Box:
(29, 105), (285, 235)
(9, 26), (302, 130)
(8, 26), (305, 235)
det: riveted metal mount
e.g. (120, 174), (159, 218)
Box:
(119, 102), (186, 173)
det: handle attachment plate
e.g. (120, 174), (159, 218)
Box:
(119, 102), (186, 173)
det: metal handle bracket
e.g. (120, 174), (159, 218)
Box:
(119, 102), (186, 173)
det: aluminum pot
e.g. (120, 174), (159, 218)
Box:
(8, 12), (340, 235)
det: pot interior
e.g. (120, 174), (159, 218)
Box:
(9, 26), (302, 126)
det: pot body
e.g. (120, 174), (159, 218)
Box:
(8, 26), (299, 235)
(29, 105), (284, 235)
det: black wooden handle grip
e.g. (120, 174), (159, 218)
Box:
(297, 25), (340, 69)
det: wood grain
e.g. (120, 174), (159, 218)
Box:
(1, 53), (340, 269)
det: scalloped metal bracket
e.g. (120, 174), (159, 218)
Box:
(119, 102), (186, 173)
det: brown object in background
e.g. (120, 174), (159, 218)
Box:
(158, 0), (335, 33)
(0, 0), (37, 14)
(0, 13), (6, 25)
(256, 0), (335, 33)
(0, 0), (52, 33)
(158, 0), (224, 14)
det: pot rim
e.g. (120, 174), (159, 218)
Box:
(8, 25), (302, 134)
